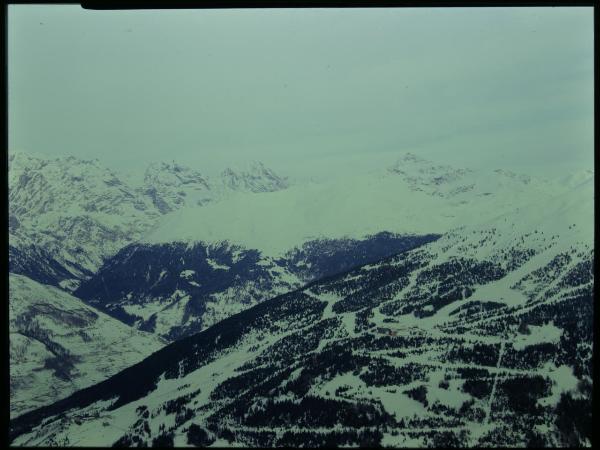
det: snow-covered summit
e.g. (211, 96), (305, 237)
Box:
(8, 153), (162, 273)
(387, 152), (472, 192)
(8, 149), (591, 275)
(143, 161), (211, 190)
(387, 151), (581, 201)
(142, 161), (213, 212)
(220, 160), (289, 193)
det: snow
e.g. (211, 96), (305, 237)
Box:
(538, 363), (580, 407)
(426, 370), (470, 409)
(513, 322), (562, 351)
(206, 258), (229, 271)
(340, 313), (358, 338)
(122, 300), (166, 322)
(140, 155), (591, 263)
(9, 151), (594, 446)
(179, 270), (195, 279)
(9, 274), (165, 416)
(8, 152), (290, 275)
(58, 279), (80, 292)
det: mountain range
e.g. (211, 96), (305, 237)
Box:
(8, 151), (593, 447)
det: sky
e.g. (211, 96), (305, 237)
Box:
(8, 6), (594, 179)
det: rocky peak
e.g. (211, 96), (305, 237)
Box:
(143, 161), (210, 190)
(220, 160), (289, 193)
(388, 152), (471, 193)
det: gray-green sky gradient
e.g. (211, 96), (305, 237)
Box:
(8, 6), (594, 178)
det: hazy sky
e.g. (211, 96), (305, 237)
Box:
(8, 6), (594, 178)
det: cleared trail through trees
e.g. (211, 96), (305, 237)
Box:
(484, 341), (505, 425)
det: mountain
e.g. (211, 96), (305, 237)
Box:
(9, 232), (83, 291)
(8, 150), (578, 283)
(8, 152), (290, 277)
(219, 161), (289, 193)
(142, 161), (213, 212)
(73, 234), (439, 341)
(10, 180), (593, 447)
(9, 274), (165, 417)
(73, 241), (302, 341)
(7, 152), (300, 415)
(8, 152), (161, 276)
(11, 150), (585, 346)
(142, 154), (569, 257)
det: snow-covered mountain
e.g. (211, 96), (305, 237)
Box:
(387, 152), (567, 198)
(9, 153), (161, 276)
(219, 161), (289, 193)
(8, 152), (290, 277)
(9, 150), (590, 343)
(142, 153), (572, 257)
(8, 152), (296, 416)
(74, 241), (302, 341)
(9, 274), (165, 417)
(9, 232), (82, 291)
(10, 179), (593, 447)
(142, 161), (213, 212)
(8, 150), (580, 278)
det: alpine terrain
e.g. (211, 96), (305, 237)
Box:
(8, 151), (593, 447)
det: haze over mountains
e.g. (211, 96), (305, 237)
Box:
(8, 150), (593, 447)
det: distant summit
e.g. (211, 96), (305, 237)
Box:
(220, 160), (289, 193)
(388, 152), (472, 192)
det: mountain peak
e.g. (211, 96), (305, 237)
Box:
(388, 152), (471, 191)
(220, 160), (289, 193)
(144, 161), (209, 184)
(394, 151), (430, 165)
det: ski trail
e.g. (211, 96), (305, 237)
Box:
(101, 275), (110, 298)
(484, 341), (505, 424)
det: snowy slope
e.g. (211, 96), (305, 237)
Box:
(9, 231), (82, 290)
(9, 274), (166, 417)
(10, 181), (593, 447)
